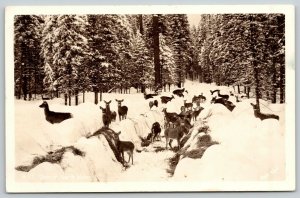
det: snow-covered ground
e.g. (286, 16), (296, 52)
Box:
(14, 80), (285, 183)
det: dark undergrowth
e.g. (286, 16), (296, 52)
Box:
(15, 146), (85, 172)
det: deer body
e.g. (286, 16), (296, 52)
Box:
(173, 88), (187, 97)
(39, 101), (72, 124)
(162, 108), (179, 128)
(116, 99), (128, 121)
(151, 122), (161, 142)
(160, 95), (174, 104)
(114, 131), (134, 165)
(183, 100), (193, 110)
(217, 90), (229, 100)
(165, 120), (191, 150)
(250, 103), (279, 120)
(100, 107), (111, 127)
(192, 107), (204, 121)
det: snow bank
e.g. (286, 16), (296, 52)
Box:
(15, 100), (102, 166)
(173, 97), (285, 181)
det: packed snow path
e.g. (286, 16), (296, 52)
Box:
(116, 140), (174, 181)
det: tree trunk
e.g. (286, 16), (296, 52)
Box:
(68, 90), (71, 106)
(100, 91), (102, 102)
(75, 90), (78, 106)
(64, 93), (68, 106)
(168, 83), (171, 92)
(237, 85), (240, 94)
(94, 91), (98, 105)
(247, 87), (250, 99)
(139, 14), (144, 35)
(83, 91), (85, 103)
(250, 17), (260, 111)
(153, 15), (161, 87)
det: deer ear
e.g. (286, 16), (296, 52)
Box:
(109, 100), (111, 104)
(121, 99), (124, 102)
(117, 131), (121, 135)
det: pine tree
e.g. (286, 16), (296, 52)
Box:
(48, 15), (88, 105)
(14, 15), (44, 100)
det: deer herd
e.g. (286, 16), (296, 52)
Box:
(38, 86), (280, 166)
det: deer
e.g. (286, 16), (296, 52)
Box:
(210, 89), (219, 95)
(149, 101), (154, 109)
(198, 93), (206, 102)
(39, 101), (72, 124)
(250, 103), (279, 121)
(153, 100), (158, 107)
(113, 131), (135, 165)
(150, 122), (162, 142)
(144, 92), (158, 100)
(99, 106), (111, 127)
(211, 97), (236, 111)
(235, 95), (242, 102)
(173, 88), (187, 97)
(162, 108), (179, 128)
(104, 100), (117, 122)
(192, 107), (204, 121)
(183, 99), (193, 111)
(160, 95), (175, 104)
(165, 118), (191, 150)
(216, 90), (229, 100)
(116, 99), (128, 121)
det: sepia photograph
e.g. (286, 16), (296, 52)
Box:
(5, 5), (295, 192)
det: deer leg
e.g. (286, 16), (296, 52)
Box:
(165, 137), (169, 149)
(177, 138), (181, 150)
(169, 139), (173, 149)
(131, 151), (133, 165)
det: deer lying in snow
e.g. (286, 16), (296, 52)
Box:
(173, 88), (187, 97)
(160, 95), (174, 104)
(250, 103), (279, 121)
(116, 99), (128, 121)
(216, 90), (229, 100)
(144, 92), (158, 100)
(39, 101), (72, 124)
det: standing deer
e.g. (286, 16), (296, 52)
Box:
(39, 101), (72, 124)
(116, 99), (128, 121)
(113, 131), (135, 165)
(165, 118), (191, 150)
(104, 100), (117, 122)
(99, 106), (111, 127)
(183, 99), (193, 111)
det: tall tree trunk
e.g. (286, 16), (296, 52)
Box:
(279, 63), (284, 103)
(237, 85), (240, 94)
(75, 89), (78, 106)
(68, 90), (71, 106)
(250, 16), (260, 111)
(94, 91), (98, 105)
(64, 93), (68, 106)
(153, 15), (161, 87)
(83, 91), (85, 103)
(100, 91), (102, 102)
(247, 87), (250, 99)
